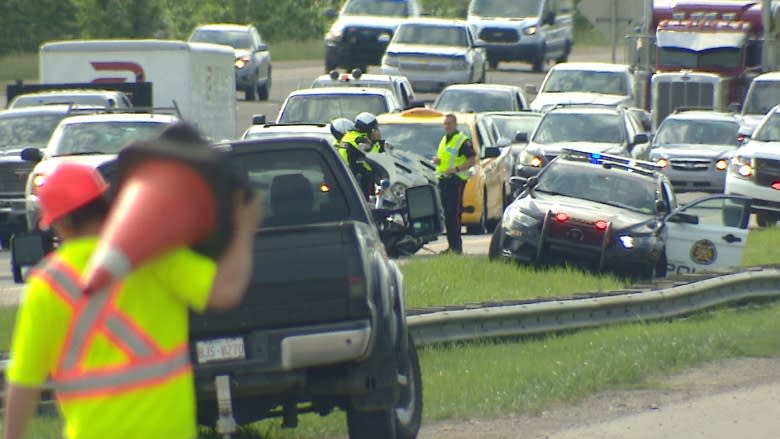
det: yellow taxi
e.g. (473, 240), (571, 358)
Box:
(377, 108), (510, 234)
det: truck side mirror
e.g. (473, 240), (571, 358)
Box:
(544, 11), (556, 25)
(20, 147), (43, 163)
(632, 133), (649, 145)
(252, 114), (267, 125)
(325, 8), (338, 19)
(405, 184), (443, 237)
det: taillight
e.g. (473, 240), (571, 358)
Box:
(594, 220), (608, 231)
(554, 212), (568, 223)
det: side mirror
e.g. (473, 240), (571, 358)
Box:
(544, 11), (556, 25)
(727, 102), (741, 113)
(667, 211), (699, 224)
(325, 8), (338, 19)
(483, 146), (501, 158)
(495, 137), (512, 148)
(20, 147), (43, 163)
(257, 43), (268, 52)
(405, 184), (443, 237)
(508, 176), (528, 190)
(633, 133), (650, 145)
(655, 199), (668, 214)
(10, 232), (49, 284)
(524, 84), (539, 95)
(526, 175), (539, 188)
(252, 114), (267, 125)
(515, 131), (529, 143)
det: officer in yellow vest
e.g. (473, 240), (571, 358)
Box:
(340, 112), (386, 200)
(432, 113), (476, 255)
(3, 161), (262, 438)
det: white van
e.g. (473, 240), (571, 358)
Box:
(739, 72), (780, 138)
(467, 0), (574, 72)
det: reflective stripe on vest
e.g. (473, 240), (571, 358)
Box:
(31, 256), (190, 400)
(435, 132), (470, 180)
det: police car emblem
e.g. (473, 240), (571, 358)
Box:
(690, 239), (717, 265)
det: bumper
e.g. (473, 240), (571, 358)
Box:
(381, 65), (471, 92)
(483, 41), (543, 62)
(235, 66), (256, 89)
(326, 42), (388, 68)
(663, 169), (727, 193)
(726, 176), (780, 215)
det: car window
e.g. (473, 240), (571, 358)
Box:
(677, 197), (749, 228)
(394, 24), (467, 47)
(489, 116), (541, 140)
(533, 112), (624, 144)
(750, 112), (780, 141)
(343, 0), (409, 16)
(50, 121), (170, 156)
(541, 70), (629, 95)
(279, 94), (389, 124)
(743, 81), (780, 116)
(0, 113), (64, 149)
(434, 90), (515, 113)
(381, 123), (470, 158)
(655, 119), (739, 146)
(231, 149), (351, 228)
(190, 29), (250, 49)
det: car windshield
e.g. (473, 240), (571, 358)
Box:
(50, 121), (170, 156)
(533, 112), (624, 144)
(381, 122), (470, 157)
(312, 78), (394, 94)
(541, 70), (629, 95)
(742, 82), (780, 116)
(537, 162), (657, 214)
(0, 113), (64, 149)
(190, 29), (250, 49)
(434, 90), (515, 112)
(279, 95), (388, 124)
(469, 0), (542, 17)
(393, 24), (467, 47)
(654, 119), (739, 146)
(752, 112), (780, 141)
(342, 0), (409, 16)
(658, 47), (741, 69)
(488, 115), (541, 140)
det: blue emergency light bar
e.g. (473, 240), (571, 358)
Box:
(561, 148), (663, 172)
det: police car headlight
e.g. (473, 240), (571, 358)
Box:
(618, 234), (653, 249)
(502, 207), (538, 236)
(390, 182), (408, 201)
(519, 150), (543, 167)
(523, 26), (538, 36)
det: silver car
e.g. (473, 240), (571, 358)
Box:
(189, 23), (272, 101)
(649, 110), (740, 193)
(380, 18), (487, 92)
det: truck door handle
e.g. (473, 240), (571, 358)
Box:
(722, 234), (741, 243)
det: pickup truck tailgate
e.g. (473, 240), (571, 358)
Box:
(190, 222), (368, 337)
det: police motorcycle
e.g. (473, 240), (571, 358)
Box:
(361, 143), (442, 258)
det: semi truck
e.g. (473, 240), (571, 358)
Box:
(629, 0), (780, 129)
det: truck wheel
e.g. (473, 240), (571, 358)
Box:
(556, 40), (572, 63)
(532, 45), (547, 73)
(347, 408), (396, 439)
(245, 84), (257, 101)
(394, 335), (423, 439)
(258, 67), (271, 101)
(488, 225), (504, 261)
(466, 193), (488, 235)
(488, 59), (499, 70)
(756, 213), (777, 227)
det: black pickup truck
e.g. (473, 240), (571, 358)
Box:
(192, 136), (441, 438)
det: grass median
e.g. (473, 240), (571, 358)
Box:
(5, 228), (780, 438)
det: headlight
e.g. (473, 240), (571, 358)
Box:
(518, 150), (543, 167)
(325, 28), (343, 42)
(31, 173), (46, 196)
(730, 156), (753, 178)
(451, 57), (468, 69)
(523, 26), (538, 36)
(715, 159), (728, 171)
(656, 158), (669, 168)
(389, 182), (408, 201)
(618, 234), (654, 249)
(234, 55), (250, 69)
(383, 54), (400, 68)
(502, 206), (538, 236)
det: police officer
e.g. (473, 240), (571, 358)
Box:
(340, 112), (385, 200)
(433, 113), (476, 255)
(330, 117), (355, 147)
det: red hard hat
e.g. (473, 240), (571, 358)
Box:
(38, 162), (109, 229)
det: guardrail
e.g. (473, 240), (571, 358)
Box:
(1, 267), (779, 411)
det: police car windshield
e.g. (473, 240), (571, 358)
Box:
(381, 123), (470, 157)
(343, 0), (409, 17)
(654, 119), (739, 146)
(279, 95), (388, 124)
(469, 0), (541, 18)
(537, 162), (657, 214)
(533, 112), (624, 144)
(51, 121), (170, 156)
(0, 113), (63, 149)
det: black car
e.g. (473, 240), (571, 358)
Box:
(490, 149), (753, 279)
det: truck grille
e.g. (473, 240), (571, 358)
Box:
(755, 158), (780, 187)
(398, 55), (453, 71)
(0, 162), (33, 195)
(479, 27), (519, 43)
(670, 159), (711, 171)
(655, 81), (715, 126)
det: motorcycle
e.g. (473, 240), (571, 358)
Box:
(362, 146), (442, 258)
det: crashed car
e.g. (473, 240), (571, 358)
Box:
(490, 149), (752, 279)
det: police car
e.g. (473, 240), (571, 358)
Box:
(490, 149), (752, 279)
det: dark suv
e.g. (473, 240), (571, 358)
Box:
(324, 0), (423, 72)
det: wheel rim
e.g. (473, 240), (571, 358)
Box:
(394, 364), (417, 425)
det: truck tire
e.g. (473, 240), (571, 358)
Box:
(466, 193), (488, 235)
(756, 213), (777, 227)
(532, 45), (547, 73)
(347, 408), (396, 439)
(395, 335), (423, 439)
(245, 84), (257, 101)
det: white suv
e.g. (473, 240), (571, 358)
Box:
(725, 106), (780, 227)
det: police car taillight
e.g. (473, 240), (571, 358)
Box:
(594, 220), (608, 231)
(555, 212), (568, 223)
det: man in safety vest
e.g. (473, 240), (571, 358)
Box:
(432, 113), (476, 255)
(340, 112), (386, 200)
(2, 162), (262, 439)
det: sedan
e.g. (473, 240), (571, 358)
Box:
(381, 18), (487, 92)
(432, 84), (528, 113)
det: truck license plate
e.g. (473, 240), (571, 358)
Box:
(196, 337), (245, 364)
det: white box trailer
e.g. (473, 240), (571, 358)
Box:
(39, 39), (237, 141)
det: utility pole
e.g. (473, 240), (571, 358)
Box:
(610, 0), (618, 63)
(762, 0), (776, 72)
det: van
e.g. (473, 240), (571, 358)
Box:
(739, 72), (780, 138)
(467, 0), (574, 72)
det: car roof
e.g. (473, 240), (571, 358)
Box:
(663, 110), (739, 123)
(548, 62), (631, 73)
(245, 123), (330, 133)
(479, 111), (542, 118)
(753, 71), (780, 81)
(287, 87), (395, 97)
(544, 105), (621, 115)
(57, 113), (179, 124)
(440, 84), (520, 92)
(400, 17), (468, 27)
(193, 23), (252, 32)
(13, 89), (126, 98)
(0, 104), (85, 117)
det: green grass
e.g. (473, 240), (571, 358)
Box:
(0, 39), (324, 84)
(741, 227), (780, 266)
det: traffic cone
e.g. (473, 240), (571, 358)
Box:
(80, 122), (248, 295)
